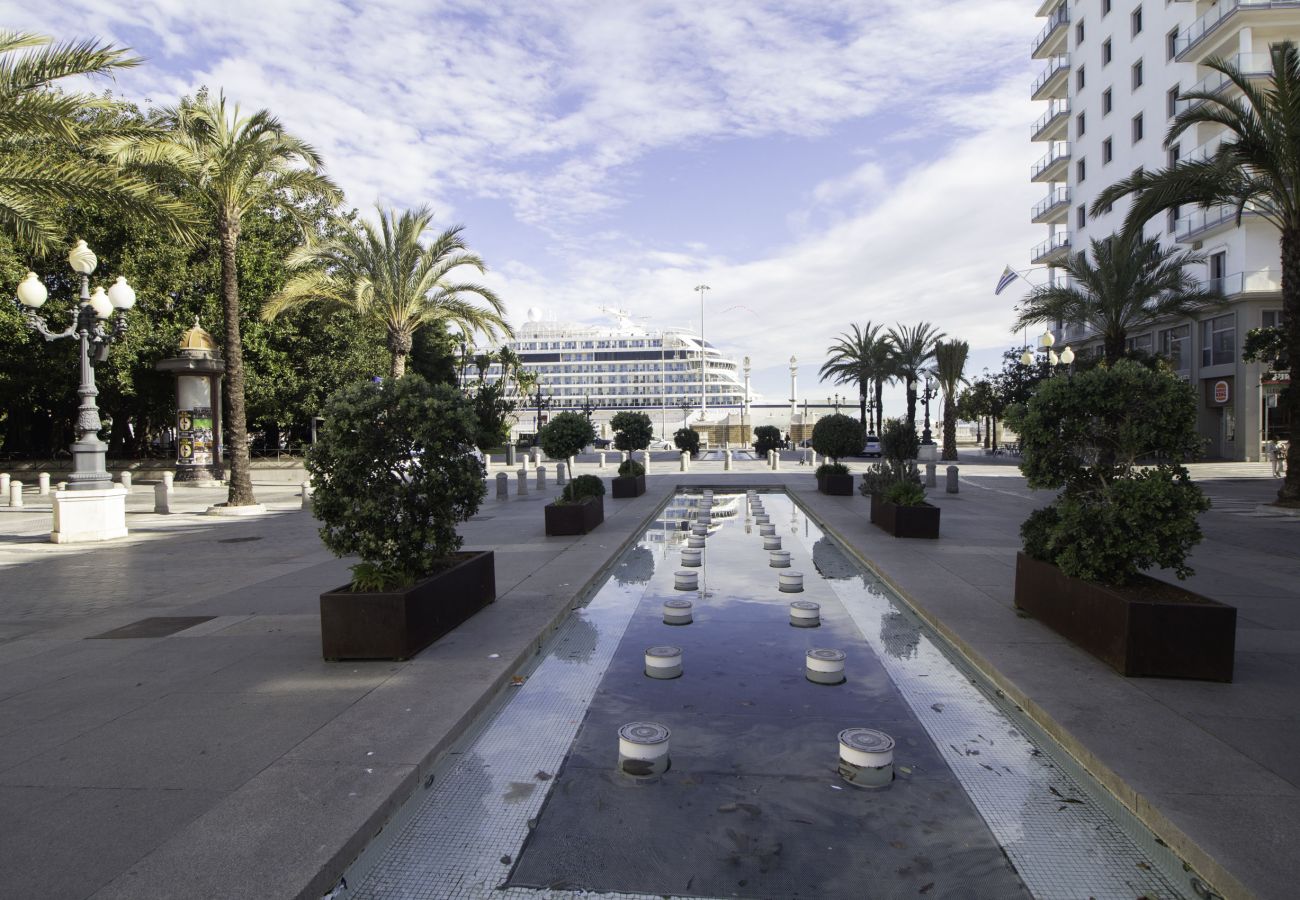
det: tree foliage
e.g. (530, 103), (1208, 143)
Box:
(810, 413), (861, 463)
(887, 321), (944, 429)
(931, 339), (968, 461)
(819, 322), (893, 433)
(538, 410), (595, 461)
(610, 410), (653, 451)
(752, 424), (782, 456)
(674, 427), (700, 456)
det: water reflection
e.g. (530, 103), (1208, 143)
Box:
(613, 545), (654, 586)
(878, 607), (921, 661)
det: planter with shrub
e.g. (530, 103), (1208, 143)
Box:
(870, 479), (939, 539)
(811, 414), (862, 494)
(309, 375), (494, 661)
(674, 427), (700, 457)
(612, 458), (646, 498)
(1008, 360), (1233, 681)
(545, 474), (606, 535)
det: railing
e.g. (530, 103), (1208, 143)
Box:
(1175, 53), (1273, 114)
(1031, 56), (1069, 98)
(1032, 187), (1071, 221)
(1031, 231), (1072, 262)
(1030, 99), (1070, 139)
(1031, 5), (1069, 57)
(1204, 268), (1281, 296)
(1183, 131), (1233, 164)
(1174, 1), (1300, 59)
(1031, 141), (1071, 179)
(1175, 203), (1260, 240)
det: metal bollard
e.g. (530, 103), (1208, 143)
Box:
(496, 471), (509, 499)
(119, 471), (132, 491)
(38, 472), (50, 495)
(537, 465), (547, 490)
(946, 465), (959, 494)
(679, 452), (689, 472)
(9, 481), (23, 508)
(773, 451), (781, 471)
(155, 482), (173, 514)
(506, 444), (516, 466)
(556, 462), (567, 487)
(517, 468), (529, 495)
(925, 463), (936, 489)
(300, 480), (312, 510)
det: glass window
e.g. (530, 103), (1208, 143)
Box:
(1167, 28), (1179, 61)
(1132, 113), (1144, 143)
(1132, 59), (1143, 90)
(1102, 137), (1113, 163)
(1127, 333), (1153, 354)
(1131, 6), (1142, 36)
(1102, 39), (1112, 66)
(1076, 21), (1085, 44)
(1263, 310), (1285, 328)
(1077, 158), (1086, 182)
(1077, 112), (1086, 137)
(1103, 0), (1112, 14)
(1167, 84), (1180, 118)
(1201, 314), (1235, 367)
(1102, 88), (1113, 114)
(1077, 204), (1087, 228)
(1159, 324), (1190, 370)
(1077, 66), (1086, 91)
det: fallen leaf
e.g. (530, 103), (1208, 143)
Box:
(511, 675), (526, 686)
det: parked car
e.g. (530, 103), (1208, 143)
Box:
(857, 435), (882, 457)
(647, 439), (674, 451)
(590, 437), (613, 450)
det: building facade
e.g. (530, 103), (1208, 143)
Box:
(1031, 0), (1295, 460)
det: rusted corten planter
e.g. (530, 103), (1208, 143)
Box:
(545, 496), (605, 535)
(611, 474), (646, 498)
(870, 493), (940, 539)
(816, 472), (855, 496)
(320, 550), (496, 661)
(1014, 552), (1236, 682)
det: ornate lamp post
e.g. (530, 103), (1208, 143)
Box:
(920, 374), (938, 445)
(525, 382), (553, 440)
(13, 241), (136, 542)
(679, 397), (692, 429)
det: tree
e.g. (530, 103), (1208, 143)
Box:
(753, 425), (782, 456)
(810, 413), (862, 464)
(0, 31), (194, 253)
(610, 411), (653, 451)
(931, 339), (969, 461)
(1012, 225), (1220, 365)
(104, 90), (341, 506)
(1093, 44), (1300, 503)
(887, 322), (945, 431)
(265, 205), (509, 381)
(819, 322), (893, 434)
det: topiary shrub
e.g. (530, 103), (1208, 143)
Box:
(860, 459), (921, 497)
(306, 374), (486, 591)
(560, 473), (606, 504)
(883, 480), (927, 507)
(538, 411), (596, 461)
(815, 462), (849, 477)
(880, 417), (919, 463)
(811, 414), (862, 463)
(1010, 359), (1209, 585)
(610, 411), (654, 451)
(674, 427), (700, 456)
(753, 425), (782, 456)
(617, 459), (645, 478)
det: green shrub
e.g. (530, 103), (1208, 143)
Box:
(306, 374), (485, 591)
(538, 411), (596, 461)
(610, 411), (654, 451)
(617, 459), (645, 478)
(753, 425), (783, 456)
(815, 462), (849, 477)
(883, 480), (927, 507)
(560, 473), (606, 504)
(1015, 360), (1208, 585)
(860, 459), (920, 497)
(811, 414), (862, 463)
(880, 417), (919, 463)
(674, 427), (700, 456)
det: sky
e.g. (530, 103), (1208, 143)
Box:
(9, 0), (1048, 411)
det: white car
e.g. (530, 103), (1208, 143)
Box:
(647, 439), (675, 451)
(860, 435), (882, 457)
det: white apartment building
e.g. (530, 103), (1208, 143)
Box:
(1031, 0), (1295, 460)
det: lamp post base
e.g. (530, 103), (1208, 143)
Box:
(50, 485), (128, 543)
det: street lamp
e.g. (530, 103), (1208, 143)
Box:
(679, 397), (692, 428)
(742, 355), (751, 450)
(695, 283), (710, 417)
(523, 381), (553, 441)
(920, 374), (937, 445)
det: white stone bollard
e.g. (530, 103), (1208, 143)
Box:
(946, 465), (959, 494)
(300, 480), (313, 510)
(119, 471), (132, 491)
(163, 471), (175, 489)
(0, 473), (9, 496)
(556, 462), (567, 487)
(517, 468), (529, 495)
(811, 451), (819, 467)
(496, 471), (509, 499)
(9, 481), (23, 508)
(537, 465), (547, 490)
(773, 452), (781, 471)
(38, 472), (50, 495)
(57, 482), (67, 491)
(483, 453), (492, 469)
(599, 452), (607, 470)
(522, 455), (532, 474)
(679, 452), (689, 472)
(155, 482), (173, 514)
(640, 449), (650, 472)
(724, 450), (732, 471)
(532, 446), (542, 464)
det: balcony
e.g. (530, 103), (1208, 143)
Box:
(1175, 53), (1273, 115)
(1031, 141), (1071, 183)
(1034, 0), (1064, 17)
(1031, 99), (1070, 142)
(1031, 187), (1071, 224)
(1175, 1), (1300, 63)
(1031, 56), (1070, 101)
(1031, 231), (1072, 265)
(1032, 5), (1069, 60)
(1175, 203), (1259, 241)
(1204, 268), (1281, 297)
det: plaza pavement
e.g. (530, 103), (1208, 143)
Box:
(0, 450), (1294, 899)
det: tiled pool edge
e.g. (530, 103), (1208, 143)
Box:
(790, 486), (1245, 900)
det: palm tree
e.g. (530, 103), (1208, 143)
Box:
(887, 322), (945, 430)
(931, 340), (969, 462)
(818, 322), (892, 433)
(1093, 43), (1300, 503)
(104, 91), (341, 506)
(0, 31), (194, 252)
(1012, 225), (1221, 365)
(265, 205), (510, 380)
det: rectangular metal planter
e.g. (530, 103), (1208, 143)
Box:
(610, 474), (646, 498)
(816, 473), (855, 496)
(319, 550), (496, 661)
(869, 493), (940, 538)
(544, 496), (605, 535)
(1014, 552), (1236, 682)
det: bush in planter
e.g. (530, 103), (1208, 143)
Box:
(610, 411), (653, 451)
(1010, 359), (1208, 584)
(811, 413), (862, 463)
(618, 459), (645, 478)
(880, 417), (919, 463)
(674, 427), (700, 456)
(559, 473), (605, 504)
(538, 411), (596, 462)
(815, 462), (849, 477)
(307, 374), (485, 590)
(859, 460), (921, 496)
(883, 480), (927, 507)
(753, 425), (783, 456)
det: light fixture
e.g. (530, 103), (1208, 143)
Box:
(67, 239), (97, 275)
(16, 272), (47, 308)
(1060, 346), (1075, 365)
(1048, 349), (1060, 366)
(107, 276), (136, 310)
(88, 286), (113, 319)
(1020, 348), (1034, 366)
(1039, 328), (1056, 348)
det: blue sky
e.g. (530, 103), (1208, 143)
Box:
(11, 0), (1048, 410)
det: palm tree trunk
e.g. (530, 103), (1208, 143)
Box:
(218, 215), (256, 506)
(1103, 334), (1126, 366)
(1279, 228), (1300, 503)
(387, 328), (412, 379)
(906, 384), (917, 431)
(874, 380), (884, 435)
(859, 389), (867, 431)
(941, 402), (958, 461)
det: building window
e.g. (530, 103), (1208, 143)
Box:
(1102, 137), (1113, 163)
(1167, 208), (1178, 235)
(1132, 113), (1144, 143)
(1167, 84), (1180, 118)
(1127, 333), (1153, 354)
(1076, 111), (1086, 137)
(1102, 38), (1112, 66)
(1076, 20), (1085, 45)
(1209, 251), (1226, 292)
(1077, 204), (1087, 228)
(1102, 88), (1113, 114)
(1159, 324), (1190, 371)
(1103, 0), (1112, 14)
(1167, 27), (1179, 61)
(1077, 158), (1086, 182)
(1077, 66), (1086, 90)
(1263, 310), (1286, 328)
(1201, 314), (1235, 367)
(1131, 6), (1142, 36)
(1132, 59), (1143, 90)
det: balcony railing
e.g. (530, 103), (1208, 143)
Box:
(1204, 268), (1281, 296)
(1031, 187), (1071, 222)
(1175, 53), (1273, 115)
(1031, 141), (1071, 181)
(1174, 1), (1300, 60)
(1030, 99), (1070, 141)
(1184, 131), (1233, 165)
(1031, 231), (1072, 264)
(1175, 203), (1259, 240)
(1031, 56), (1069, 100)
(1032, 5), (1069, 58)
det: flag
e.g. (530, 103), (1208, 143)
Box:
(994, 266), (1020, 295)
